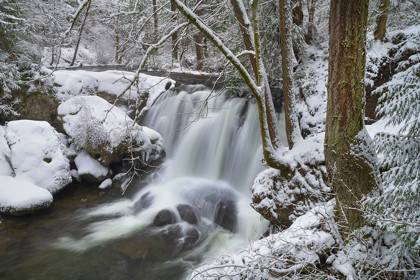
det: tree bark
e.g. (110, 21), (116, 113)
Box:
(230, 0), (258, 78)
(373, 0), (390, 41)
(70, 0), (91, 66)
(153, 0), (158, 43)
(171, 0), (179, 60)
(325, 0), (376, 232)
(279, 0), (302, 149)
(233, 0), (281, 150)
(194, 0), (203, 70)
(305, 0), (315, 44)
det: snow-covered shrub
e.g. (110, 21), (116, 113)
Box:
(332, 227), (419, 279)
(192, 200), (338, 280)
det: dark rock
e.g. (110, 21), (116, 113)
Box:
(153, 209), (177, 227)
(214, 199), (237, 233)
(176, 204), (198, 224)
(133, 192), (154, 213)
(183, 226), (200, 246)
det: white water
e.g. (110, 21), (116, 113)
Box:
(56, 85), (286, 276)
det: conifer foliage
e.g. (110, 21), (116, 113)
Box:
(363, 45), (420, 252)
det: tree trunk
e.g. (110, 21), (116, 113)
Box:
(233, 0), (281, 150)
(279, 0), (302, 149)
(373, 0), (390, 41)
(70, 0), (91, 66)
(171, 0), (179, 60)
(194, 0), (203, 70)
(230, 0), (258, 78)
(325, 0), (376, 232)
(153, 0), (158, 43)
(305, 0), (315, 44)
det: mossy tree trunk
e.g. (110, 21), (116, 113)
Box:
(374, 0), (390, 41)
(231, 0), (281, 150)
(325, 0), (376, 232)
(279, 0), (302, 149)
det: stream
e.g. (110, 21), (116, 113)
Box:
(0, 80), (286, 279)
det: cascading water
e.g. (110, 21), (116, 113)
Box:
(53, 85), (286, 279)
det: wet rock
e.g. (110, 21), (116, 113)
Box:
(153, 209), (177, 227)
(133, 192), (154, 213)
(214, 199), (237, 233)
(176, 204), (198, 224)
(183, 226), (200, 246)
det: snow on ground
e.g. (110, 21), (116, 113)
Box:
(57, 96), (164, 165)
(192, 200), (337, 280)
(74, 150), (110, 182)
(0, 126), (13, 176)
(48, 69), (175, 108)
(4, 120), (72, 194)
(0, 176), (53, 215)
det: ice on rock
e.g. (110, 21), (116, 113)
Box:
(4, 120), (72, 194)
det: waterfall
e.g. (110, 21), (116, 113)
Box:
(55, 85), (286, 279)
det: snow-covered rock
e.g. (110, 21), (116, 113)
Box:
(51, 69), (175, 107)
(74, 150), (111, 182)
(251, 134), (331, 225)
(98, 178), (112, 189)
(4, 120), (72, 194)
(0, 176), (53, 215)
(57, 96), (165, 166)
(0, 126), (13, 176)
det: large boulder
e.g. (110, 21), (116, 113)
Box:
(177, 204), (199, 224)
(57, 96), (164, 166)
(4, 120), (72, 194)
(0, 176), (53, 215)
(153, 209), (178, 227)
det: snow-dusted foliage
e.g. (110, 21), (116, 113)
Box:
(252, 134), (331, 224)
(191, 200), (338, 280)
(4, 120), (72, 194)
(362, 26), (420, 255)
(332, 227), (419, 279)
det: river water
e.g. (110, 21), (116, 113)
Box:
(0, 85), (285, 279)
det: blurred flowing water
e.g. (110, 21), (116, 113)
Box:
(0, 85), (286, 280)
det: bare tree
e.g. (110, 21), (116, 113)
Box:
(70, 0), (92, 66)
